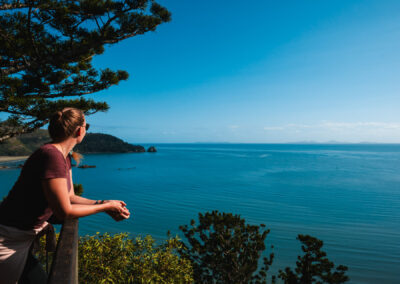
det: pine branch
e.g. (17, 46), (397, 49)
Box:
(103, 32), (138, 44)
(0, 64), (29, 76)
(0, 0), (170, 141)
(0, 1), (28, 11)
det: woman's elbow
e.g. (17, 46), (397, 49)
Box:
(52, 208), (74, 220)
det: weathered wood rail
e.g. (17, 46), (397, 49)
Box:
(48, 218), (79, 284)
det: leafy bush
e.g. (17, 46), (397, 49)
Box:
(78, 233), (193, 283)
(179, 211), (274, 284)
(179, 211), (349, 284)
(73, 183), (84, 196)
(33, 211), (348, 284)
(33, 232), (58, 273)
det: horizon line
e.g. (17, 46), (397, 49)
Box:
(130, 141), (400, 145)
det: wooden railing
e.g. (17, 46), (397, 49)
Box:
(48, 218), (79, 284)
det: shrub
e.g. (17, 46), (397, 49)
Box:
(34, 212), (349, 284)
(73, 184), (84, 196)
(179, 211), (274, 284)
(78, 233), (193, 283)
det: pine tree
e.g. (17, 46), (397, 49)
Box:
(278, 235), (349, 284)
(0, 0), (170, 141)
(179, 211), (274, 284)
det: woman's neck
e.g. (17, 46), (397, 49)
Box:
(52, 139), (76, 158)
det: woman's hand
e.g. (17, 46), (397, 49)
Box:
(104, 200), (130, 221)
(43, 178), (130, 220)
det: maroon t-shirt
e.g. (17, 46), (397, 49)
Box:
(0, 144), (72, 230)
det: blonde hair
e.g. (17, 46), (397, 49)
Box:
(71, 151), (83, 166)
(48, 107), (84, 165)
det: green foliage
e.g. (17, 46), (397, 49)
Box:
(179, 210), (274, 284)
(79, 233), (130, 283)
(278, 235), (349, 284)
(0, 0), (171, 141)
(127, 235), (193, 283)
(73, 183), (83, 196)
(78, 233), (193, 283)
(31, 211), (350, 284)
(33, 232), (59, 273)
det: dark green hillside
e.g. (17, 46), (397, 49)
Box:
(18, 130), (51, 151)
(0, 129), (50, 156)
(0, 131), (144, 155)
(74, 133), (145, 153)
(0, 138), (30, 156)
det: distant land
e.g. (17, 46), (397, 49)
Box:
(75, 133), (145, 153)
(0, 129), (50, 156)
(0, 130), (145, 156)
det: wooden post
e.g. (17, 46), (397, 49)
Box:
(48, 218), (79, 284)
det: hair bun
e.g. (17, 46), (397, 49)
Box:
(48, 108), (84, 142)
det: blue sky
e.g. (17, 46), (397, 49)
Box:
(86, 0), (400, 143)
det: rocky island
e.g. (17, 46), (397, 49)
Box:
(147, 146), (157, 153)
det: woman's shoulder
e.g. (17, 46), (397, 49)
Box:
(28, 144), (68, 173)
(21, 144), (63, 173)
(39, 143), (56, 151)
(27, 144), (62, 162)
(37, 143), (60, 154)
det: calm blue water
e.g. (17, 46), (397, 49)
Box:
(1, 144), (400, 283)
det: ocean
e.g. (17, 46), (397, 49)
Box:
(1, 144), (399, 283)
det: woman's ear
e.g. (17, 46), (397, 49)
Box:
(75, 127), (82, 138)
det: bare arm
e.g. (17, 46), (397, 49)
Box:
(70, 194), (98, 204)
(67, 169), (130, 221)
(42, 178), (127, 220)
(68, 169), (120, 205)
(70, 191), (99, 205)
(68, 169), (115, 205)
(68, 169), (97, 205)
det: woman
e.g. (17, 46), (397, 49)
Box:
(0, 108), (130, 283)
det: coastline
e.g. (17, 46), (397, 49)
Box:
(0, 156), (28, 163)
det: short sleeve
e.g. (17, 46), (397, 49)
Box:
(41, 148), (68, 180)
